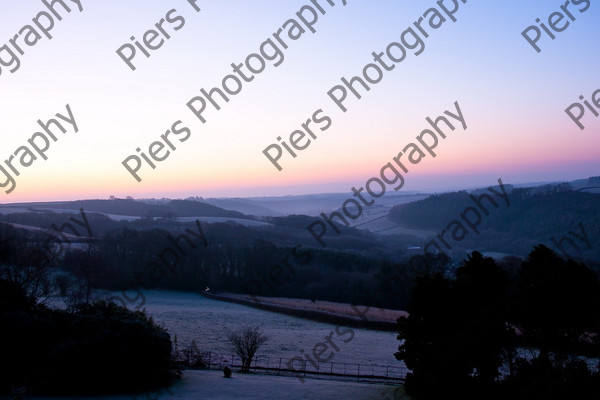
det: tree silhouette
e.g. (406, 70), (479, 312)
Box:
(228, 326), (269, 372)
(0, 225), (60, 302)
(396, 246), (600, 399)
(453, 252), (511, 384)
(513, 244), (600, 363)
(396, 252), (512, 398)
(395, 272), (464, 398)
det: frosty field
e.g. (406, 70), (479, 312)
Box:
(133, 290), (404, 368)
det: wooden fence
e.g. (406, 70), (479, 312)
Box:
(175, 350), (407, 383)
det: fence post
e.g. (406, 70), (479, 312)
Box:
(303, 360), (307, 380)
(330, 362), (333, 375)
(278, 357), (282, 373)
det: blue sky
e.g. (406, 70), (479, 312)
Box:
(0, 0), (598, 201)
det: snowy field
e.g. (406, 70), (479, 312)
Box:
(24, 370), (410, 400)
(123, 290), (404, 367)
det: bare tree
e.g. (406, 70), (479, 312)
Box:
(59, 243), (106, 309)
(0, 224), (61, 303)
(227, 326), (269, 372)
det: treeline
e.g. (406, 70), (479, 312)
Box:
(0, 205), (425, 308)
(0, 213), (429, 309)
(50, 223), (524, 311)
(389, 185), (600, 259)
(397, 246), (600, 399)
(0, 208), (410, 256)
(5, 210), (598, 313)
(75, 225), (395, 307)
(4, 201), (600, 313)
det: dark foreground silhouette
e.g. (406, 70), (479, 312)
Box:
(396, 246), (600, 400)
(0, 279), (179, 396)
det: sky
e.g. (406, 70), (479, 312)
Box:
(0, 0), (598, 202)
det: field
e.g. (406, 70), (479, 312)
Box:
(131, 290), (405, 368)
(211, 292), (408, 324)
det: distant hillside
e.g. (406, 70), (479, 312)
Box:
(6, 199), (251, 220)
(203, 198), (282, 216)
(388, 182), (600, 259)
(0, 204), (412, 261)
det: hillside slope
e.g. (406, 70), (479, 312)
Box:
(389, 183), (600, 259)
